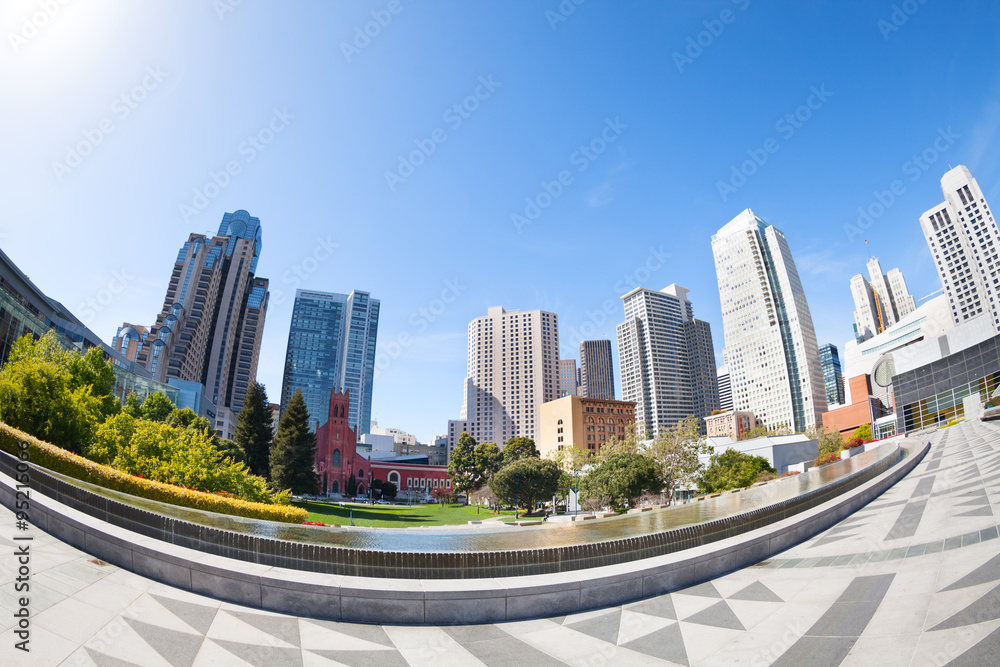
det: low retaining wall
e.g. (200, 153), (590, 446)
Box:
(0, 441), (927, 624)
(0, 444), (902, 579)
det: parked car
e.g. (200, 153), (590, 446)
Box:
(353, 496), (369, 503)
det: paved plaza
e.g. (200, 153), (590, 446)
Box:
(2, 422), (1000, 666)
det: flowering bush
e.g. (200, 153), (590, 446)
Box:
(0, 422), (306, 523)
(814, 450), (841, 466)
(842, 437), (865, 450)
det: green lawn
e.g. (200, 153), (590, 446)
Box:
(293, 501), (516, 527)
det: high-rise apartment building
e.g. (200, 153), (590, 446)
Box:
(452, 306), (560, 446)
(818, 343), (845, 407)
(558, 359), (579, 397)
(279, 289), (379, 435)
(117, 210), (270, 437)
(717, 363), (733, 411)
(616, 285), (719, 436)
(919, 165), (1000, 332)
(711, 209), (827, 431)
(579, 339), (615, 400)
(850, 257), (916, 342)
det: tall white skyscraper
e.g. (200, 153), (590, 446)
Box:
(920, 165), (1000, 332)
(453, 306), (560, 446)
(717, 363), (733, 411)
(616, 285), (719, 436)
(850, 257), (916, 342)
(711, 209), (827, 431)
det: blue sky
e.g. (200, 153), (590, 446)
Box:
(2, 0), (999, 442)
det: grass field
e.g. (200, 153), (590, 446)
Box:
(293, 501), (517, 527)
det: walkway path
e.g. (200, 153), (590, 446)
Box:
(2, 422), (999, 665)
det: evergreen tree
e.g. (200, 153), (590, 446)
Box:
(502, 436), (539, 464)
(347, 473), (357, 497)
(235, 382), (275, 479)
(269, 389), (318, 494)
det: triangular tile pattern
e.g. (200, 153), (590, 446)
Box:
(616, 610), (675, 646)
(946, 623), (1000, 666)
(300, 619), (395, 648)
(677, 581), (722, 598)
(619, 621), (689, 666)
(212, 639), (303, 666)
(682, 600), (746, 631)
(306, 649), (409, 667)
(942, 553), (1000, 591)
(729, 581), (783, 602)
(930, 583), (1000, 630)
(123, 616), (205, 667)
(625, 594), (678, 620)
(566, 609), (622, 644)
(227, 610), (301, 647)
(956, 506), (993, 518)
(148, 594), (218, 635)
(85, 648), (146, 667)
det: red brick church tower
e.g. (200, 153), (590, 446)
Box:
(315, 389), (368, 495)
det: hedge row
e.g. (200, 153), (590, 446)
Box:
(0, 422), (307, 524)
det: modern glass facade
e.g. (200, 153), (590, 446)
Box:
(819, 343), (845, 406)
(895, 333), (1000, 432)
(280, 289), (379, 435)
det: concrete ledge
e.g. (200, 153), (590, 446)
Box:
(0, 440), (928, 624)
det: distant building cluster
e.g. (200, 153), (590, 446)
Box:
(5, 165), (998, 488)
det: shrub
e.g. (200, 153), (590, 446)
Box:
(0, 422), (306, 523)
(814, 450), (841, 466)
(842, 437), (865, 450)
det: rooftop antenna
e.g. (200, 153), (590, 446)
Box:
(865, 239), (873, 259)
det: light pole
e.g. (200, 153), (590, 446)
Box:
(514, 470), (519, 521)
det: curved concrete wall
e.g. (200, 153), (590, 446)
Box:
(0, 442), (927, 624)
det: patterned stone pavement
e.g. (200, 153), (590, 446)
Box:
(2, 421), (1000, 666)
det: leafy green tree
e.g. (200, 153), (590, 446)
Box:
(475, 441), (503, 479)
(67, 346), (120, 420)
(581, 452), (661, 510)
(490, 457), (562, 511)
(647, 416), (711, 504)
(698, 449), (776, 493)
(852, 423), (873, 442)
(269, 389), (318, 494)
(347, 473), (357, 497)
(807, 424), (844, 457)
(381, 481), (397, 499)
(216, 438), (247, 464)
(550, 445), (592, 495)
(122, 391), (142, 418)
(140, 391), (175, 422)
(448, 432), (481, 494)
(234, 382), (275, 479)
(502, 436), (539, 464)
(0, 332), (102, 453)
(166, 407), (213, 434)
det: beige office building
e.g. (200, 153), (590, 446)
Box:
(705, 410), (758, 440)
(538, 395), (636, 458)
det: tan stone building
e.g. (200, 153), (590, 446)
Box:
(704, 410), (758, 440)
(538, 395), (636, 458)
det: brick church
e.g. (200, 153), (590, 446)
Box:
(314, 389), (452, 498)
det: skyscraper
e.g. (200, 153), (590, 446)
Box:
(712, 209), (827, 431)
(920, 165), (1000, 332)
(717, 363), (733, 411)
(558, 358), (579, 397)
(818, 343), (845, 407)
(279, 289), (379, 435)
(616, 285), (719, 436)
(452, 306), (560, 446)
(850, 257), (916, 342)
(118, 210), (270, 437)
(579, 339), (615, 400)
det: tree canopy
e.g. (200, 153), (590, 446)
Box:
(502, 436), (539, 464)
(235, 382), (275, 479)
(647, 416), (710, 504)
(269, 388), (318, 495)
(581, 451), (661, 510)
(698, 448), (775, 493)
(490, 456), (562, 510)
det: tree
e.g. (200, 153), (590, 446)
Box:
(852, 423), (873, 442)
(166, 407), (213, 434)
(581, 452), (661, 510)
(550, 446), (592, 495)
(269, 389), (318, 494)
(698, 449), (776, 493)
(122, 391), (142, 418)
(346, 473), (357, 497)
(0, 332), (102, 453)
(490, 457), (562, 511)
(234, 382), (275, 479)
(140, 392), (175, 422)
(806, 424), (843, 458)
(448, 432), (481, 494)
(216, 438), (247, 464)
(381, 481), (397, 499)
(647, 416), (711, 504)
(67, 345), (120, 420)
(475, 441), (503, 480)
(502, 436), (539, 464)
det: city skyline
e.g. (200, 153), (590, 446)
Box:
(4, 2), (999, 442)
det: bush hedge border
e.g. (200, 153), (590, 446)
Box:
(0, 422), (307, 524)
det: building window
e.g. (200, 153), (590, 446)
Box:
(331, 449), (341, 467)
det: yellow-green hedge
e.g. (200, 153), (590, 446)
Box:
(0, 422), (307, 524)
